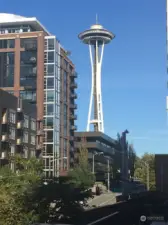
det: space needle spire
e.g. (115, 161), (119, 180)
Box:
(78, 19), (115, 132)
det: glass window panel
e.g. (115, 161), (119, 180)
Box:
(47, 77), (54, 89)
(46, 117), (53, 129)
(47, 64), (54, 76)
(0, 39), (15, 48)
(46, 144), (53, 154)
(47, 90), (54, 102)
(47, 104), (54, 115)
(47, 131), (53, 142)
(48, 39), (54, 50)
(48, 52), (54, 63)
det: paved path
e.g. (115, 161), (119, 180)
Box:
(87, 193), (116, 207)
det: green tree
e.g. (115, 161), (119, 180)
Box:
(68, 145), (95, 190)
(0, 154), (94, 224)
(134, 153), (155, 190)
(0, 155), (43, 225)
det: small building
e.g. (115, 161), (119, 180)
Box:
(155, 154), (168, 193)
(75, 131), (121, 181)
(0, 89), (37, 169)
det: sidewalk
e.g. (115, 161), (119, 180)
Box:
(87, 192), (116, 208)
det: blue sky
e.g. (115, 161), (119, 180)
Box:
(1, 0), (167, 156)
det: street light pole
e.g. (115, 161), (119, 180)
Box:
(146, 163), (149, 191)
(107, 158), (110, 192)
(92, 154), (95, 174)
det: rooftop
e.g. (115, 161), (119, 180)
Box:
(0, 13), (51, 35)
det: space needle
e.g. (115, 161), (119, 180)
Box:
(78, 17), (115, 132)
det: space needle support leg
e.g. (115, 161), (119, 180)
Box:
(97, 41), (104, 132)
(87, 43), (94, 131)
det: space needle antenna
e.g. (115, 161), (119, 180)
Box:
(96, 14), (98, 24)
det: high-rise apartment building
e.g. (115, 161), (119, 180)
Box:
(0, 13), (77, 177)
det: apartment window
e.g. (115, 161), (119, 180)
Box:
(46, 144), (53, 154)
(47, 77), (54, 89)
(48, 52), (54, 63)
(45, 117), (53, 129)
(24, 115), (29, 128)
(20, 38), (37, 49)
(31, 135), (36, 145)
(10, 144), (15, 156)
(47, 64), (54, 76)
(47, 104), (54, 115)
(46, 131), (53, 142)
(48, 39), (54, 50)
(0, 39), (15, 48)
(47, 90), (54, 102)
(9, 127), (15, 140)
(23, 132), (28, 143)
(31, 119), (36, 130)
(9, 110), (16, 123)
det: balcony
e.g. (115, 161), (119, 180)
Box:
(2, 113), (7, 124)
(37, 129), (44, 136)
(16, 138), (22, 145)
(70, 114), (77, 120)
(70, 82), (77, 89)
(1, 151), (7, 159)
(70, 125), (77, 131)
(70, 72), (78, 78)
(17, 109), (24, 120)
(17, 122), (23, 129)
(36, 143), (43, 150)
(70, 104), (77, 110)
(70, 93), (77, 99)
(1, 135), (8, 142)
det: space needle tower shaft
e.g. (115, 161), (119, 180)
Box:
(78, 18), (115, 132)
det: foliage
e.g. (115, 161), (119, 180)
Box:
(0, 155), (43, 225)
(134, 153), (155, 190)
(32, 177), (92, 223)
(128, 144), (136, 178)
(68, 145), (95, 190)
(0, 153), (94, 224)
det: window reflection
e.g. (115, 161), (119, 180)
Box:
(0, 52), (14, 87)
(47, 77), (54, 89)
(47, 104), (54, 115)
(44, 117), (53, 129)
(0, 39), (15, 48)
(48, 39), (54, 50)
(47, 90), (54, 102)
(48, 52), (54, 63)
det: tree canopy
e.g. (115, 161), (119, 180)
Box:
(0, 151), (95, 224)
(68, 145), (95, 190)
(134, 153), (155, 190)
